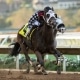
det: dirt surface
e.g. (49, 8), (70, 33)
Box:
(0, 69), (80, 80)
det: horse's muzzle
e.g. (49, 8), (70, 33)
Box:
(58, 27), (66, 33)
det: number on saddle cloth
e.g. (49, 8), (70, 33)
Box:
(19, 23), (29, 37)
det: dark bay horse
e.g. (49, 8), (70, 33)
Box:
(10, 8), (65, 74)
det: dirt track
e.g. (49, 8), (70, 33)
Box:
(0, 69), (80, 80)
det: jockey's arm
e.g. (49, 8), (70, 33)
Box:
(23, 10), (44, 36)
(28, 11), (41, 29)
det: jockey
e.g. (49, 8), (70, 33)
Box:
(23, 6), (65, 37)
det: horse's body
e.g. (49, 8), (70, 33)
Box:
(10, 23), (63, 74)
(10, 7), (65, 74)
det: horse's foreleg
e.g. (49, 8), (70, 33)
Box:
(36, 53), (45, 66)
(34, 51), (47, 74)
(53, 48), (64, 64)
(41, 54), (48, 75)
(53, 48), (62, 57)
(36, 53), (45, 70)
(35, 51), (44, 67)
(53, 48), (64, 74)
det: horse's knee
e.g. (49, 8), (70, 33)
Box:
(54, 49), (62, 57)
(39, 60), (44, 67)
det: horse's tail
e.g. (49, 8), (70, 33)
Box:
(10, 42), (21, 56)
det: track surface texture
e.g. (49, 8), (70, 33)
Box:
(0, 69), (80, 80)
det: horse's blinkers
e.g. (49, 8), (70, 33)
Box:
(44, 7), (57, 28)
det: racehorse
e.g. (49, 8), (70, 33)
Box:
(10, 8), (65, 74)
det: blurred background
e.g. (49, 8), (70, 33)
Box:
(0, 0), (80, 72)
(0, 0), (80, 32)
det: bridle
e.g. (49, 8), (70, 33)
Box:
(43, 9), (57, 28)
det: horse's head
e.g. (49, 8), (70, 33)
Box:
(43, 6), (65, 33)
(56, 18), (66, 33)
(43, 6), (57, 27)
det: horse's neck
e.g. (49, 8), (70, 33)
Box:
(42, 24), (57, 44)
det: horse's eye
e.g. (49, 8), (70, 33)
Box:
(46, 14), (50, 18)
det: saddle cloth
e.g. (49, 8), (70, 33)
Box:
(18, 23), (36, 40)
(18, 23), (29, 37)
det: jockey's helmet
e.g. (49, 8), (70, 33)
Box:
(44, 6), (54, 13)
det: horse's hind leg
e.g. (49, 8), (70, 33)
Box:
(21, 44), (31, 73)
(17, 34), (31, 73)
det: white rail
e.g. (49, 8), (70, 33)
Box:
(0, 32), (80, 71)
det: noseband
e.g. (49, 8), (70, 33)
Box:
(46, 10), (56, 24)
(43, 10), (57, 27)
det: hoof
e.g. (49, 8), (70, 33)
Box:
(26, 63), (30, 73)
(57, 66), (61, 74)
(32, 62), (38, 73)
(26, 68), (30, 73)
(42, 71), (48, 75)
(57, 70), (61, 74)
(41, 67), (48, 75)
(23, 71), (29, 74)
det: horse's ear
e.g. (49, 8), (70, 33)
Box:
(52, 7), (54, 11)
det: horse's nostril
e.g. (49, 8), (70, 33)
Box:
(61, 28), (65, 33)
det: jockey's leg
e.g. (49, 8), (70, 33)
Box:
(24, 20), (40, 37)
(27, 27), (35, 37)
(25, 25), (36, 38)
(27, 21), (40, 37)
